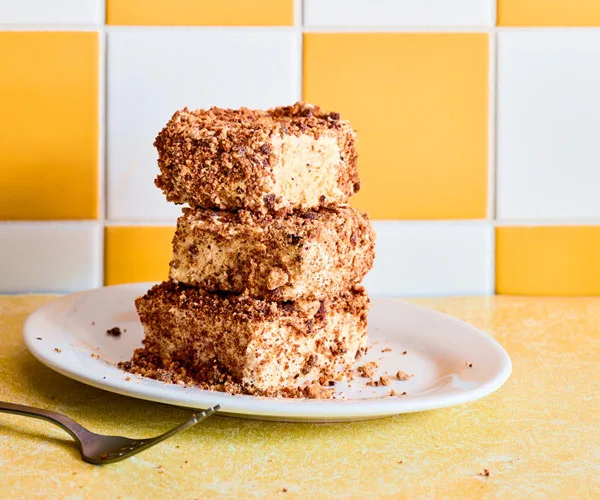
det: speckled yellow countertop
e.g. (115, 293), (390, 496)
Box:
(0, 295), (598, 499)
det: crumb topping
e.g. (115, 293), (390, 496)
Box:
(154, 102), (359, 212)
(125, 281), (369, 399)
(169, 205), (376, 301)
(119, 347), (335, 400)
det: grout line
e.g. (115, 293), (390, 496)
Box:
(343, 219), (490, 226)
(104, 25), (297, 33)
(0, 24), (100, 31)
(97, 0), (107, 287)
(495, 219), (600, 226)
(3, 24), (600, 34)
(495, 26), (600, 32)
(295, 0), (303, 27)
(3, 218), (600, 228)
(487, 32), (497, 223)
(488, 224), (496, 296)
(0, 220), (102, 228)
(488, 28), (497, 293)
(302, 25), (493, 33)
(295, 0), (304, 101)
(0, 24), (298, 33)
(104, 220), (176, 227)
(487, 0), (498, 295)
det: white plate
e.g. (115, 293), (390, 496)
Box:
(23, 283), (511, 422)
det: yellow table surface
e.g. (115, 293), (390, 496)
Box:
(0, 295), (598, 499)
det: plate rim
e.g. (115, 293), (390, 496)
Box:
(22, 283), (512, 421)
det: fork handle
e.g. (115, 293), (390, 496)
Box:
(0, 401), (95, 445)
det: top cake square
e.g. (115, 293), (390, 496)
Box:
(154, 102), (359, 213)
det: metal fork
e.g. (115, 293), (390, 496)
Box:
(0, 401), (220, 465)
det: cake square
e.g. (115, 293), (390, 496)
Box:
(169, 206), (376, 301)
(129, 281), (369, 397)
(154, 102), (359, 213)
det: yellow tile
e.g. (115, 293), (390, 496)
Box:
(496, 226), (600, 296)
(107, 0), (294, 26)
(0, 32), (98, 221)
(104, 226), (174, 285)
(304, 33), (488, 220)
(498, 0), (600, 27)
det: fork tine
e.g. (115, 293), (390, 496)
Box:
(152, 405), (221, 443)
(96, 405), (221, 464)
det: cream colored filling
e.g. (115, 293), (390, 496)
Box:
(242, 311), (366, 391)
(271, 134), (344, 207)
(170, 232), (296, 292)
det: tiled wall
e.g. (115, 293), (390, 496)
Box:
(1, 0), (600, 296)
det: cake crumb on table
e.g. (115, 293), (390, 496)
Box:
(479, 468), (490, 477)
(396, 370), (412, 380)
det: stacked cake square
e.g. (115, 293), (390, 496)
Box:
(129, 103), (376, 398)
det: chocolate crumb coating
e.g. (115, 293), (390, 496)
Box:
(130, 281), (369, 396)
(169, 206), (376, 301)
(154, 102), (359, 213)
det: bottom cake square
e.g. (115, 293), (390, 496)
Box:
(124, 281), (369, 398)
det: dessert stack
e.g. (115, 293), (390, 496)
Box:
(127, 103), (376, 398)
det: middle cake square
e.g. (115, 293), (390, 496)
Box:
(169, 206), (376, 301)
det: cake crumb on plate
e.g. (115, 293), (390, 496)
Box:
(357, 361), (378, 378)
(106, 327), (122, 337)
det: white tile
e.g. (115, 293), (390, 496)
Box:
(363, 221), (493, 297)
(0, 0), (100, 25)
(497, 31), (600, 220)
(107, 30), (300, 221)
(304, 0), (493, 28)
(0, 223), (101, 293)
